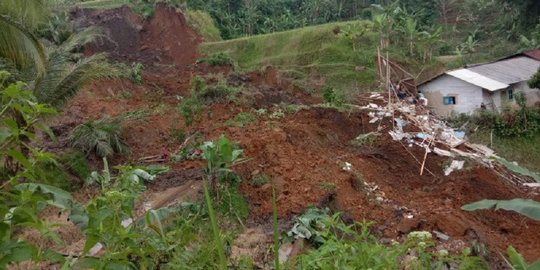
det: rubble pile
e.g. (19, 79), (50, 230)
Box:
(357, 93), (536, 185)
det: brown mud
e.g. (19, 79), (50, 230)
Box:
(43, 4), (540, 269)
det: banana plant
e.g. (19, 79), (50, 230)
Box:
(199, 135), (244, 197)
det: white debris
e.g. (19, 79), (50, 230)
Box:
(433, 147), (455, 157)
(523, 183), (540, 188)
(444, 160), (465, 176)
(369, 117), (380, 123)
(368, 103), (379, 109)
(342, 162), (353, 171)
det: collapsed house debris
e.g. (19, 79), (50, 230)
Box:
(355, 93), (538, 185)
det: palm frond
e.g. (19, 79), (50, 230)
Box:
(69, 119), (127, 158)
(0, 0), (48, 30)
(35, 53), (124, 107)
(33, 26), (124, 107)
(0, 15), (47, 76)
(59, 26), (105, 53)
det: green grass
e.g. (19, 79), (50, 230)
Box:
(470, 131), (540, 173)
(75, 0), (128, 9)
(201, 21), (379, 96)
(186, 10), (222, 42)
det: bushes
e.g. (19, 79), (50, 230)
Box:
(447, 103), (540, 138)
(69, 119), (127, 157)
(291, 209), (488, 269)
(178, 76), (238, 126)
(197, 52), (233, 66)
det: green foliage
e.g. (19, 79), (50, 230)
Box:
(322, 86), (340, 105)
(32, 159), (71, 190)
(462, 199), (540, 221)
(130, 62), (144, 84)
(293, 210), (488, 269)
(69, 118), (127, 157)
(0, 79), (78, 267)
(203, 181), (227, 270)
(58, 150), (91, 180)
(226, 112), (256, 127)
(197, 52), (233, 66)
(202, 21), (378, 94)
(179, 76), (238, 126)
(496, 157), (540, 183)
(187, 0), (372, 39)
(272, 182), (280, 270)
(185, 9), (222, 42)
(506, 246), (540, 270)
(178, 96), (203, 126)
(200, 135), (244, 187)
(529, 67), (540, 89)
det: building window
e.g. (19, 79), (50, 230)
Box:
(508, 89), (514, 100)
(443, 96), (456, 105)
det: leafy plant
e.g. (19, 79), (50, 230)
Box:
(130, 62), (144, 84)
(506, 246), (540, 270)
(293, 210), (488, 269)
(200, 135), (244, 193)
(529, 67), (540, 89)
(69, 118), (127, 157)
(0, 80), (77, 267)
(462, 198), (540, 221)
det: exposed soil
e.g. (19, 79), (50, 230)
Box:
(41, 4), (540, 269)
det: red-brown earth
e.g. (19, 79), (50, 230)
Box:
(43, 4), (540, 269)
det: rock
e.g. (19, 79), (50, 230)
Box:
(398, 218), (420, 234)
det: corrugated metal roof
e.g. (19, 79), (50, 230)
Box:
(447, 69), (509, 91)
(468, 56), (540, 85)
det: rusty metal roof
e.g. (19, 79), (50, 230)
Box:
(523, 49), (540, 61)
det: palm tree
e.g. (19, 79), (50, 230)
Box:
(1, 1), (123, 107)
(0, 0), (48, 77)
(34, 27), (123, 108)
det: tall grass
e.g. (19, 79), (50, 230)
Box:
(201, 21), (378, 95)
(470, 131), (540, 173)
(203, 180), (227, 269)
(272, 182), (280, 270)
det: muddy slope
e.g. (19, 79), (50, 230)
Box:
(49, 4), (540, 269)
(72, 3), (201, 68)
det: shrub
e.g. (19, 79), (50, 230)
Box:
(130, 62), (144, 84)
(292, 209), (489, 269)
(197, 52), (233, 66)
(69, 119), (127, 157)
(58, 150), (91, 180)
(322, 86), (344, 106)
(178, 97), (203, 126)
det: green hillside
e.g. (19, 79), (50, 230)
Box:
(201, 21), (380, 96)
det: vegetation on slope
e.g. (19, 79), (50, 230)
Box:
(202, 21), (379, 95)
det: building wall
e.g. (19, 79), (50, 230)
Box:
(419, 75), (484, 116)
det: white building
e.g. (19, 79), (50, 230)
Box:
(418, 50), (540, 116)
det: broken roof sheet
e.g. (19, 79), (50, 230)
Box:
(446, 69), (509, 91)
(468, 56), (540, 85)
